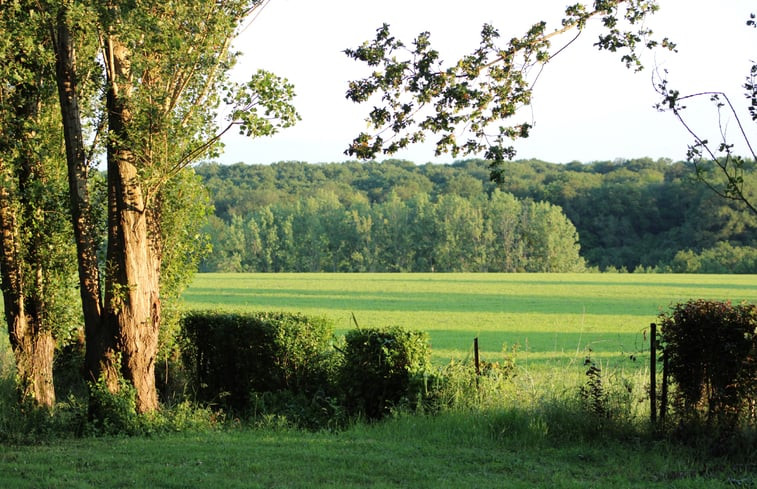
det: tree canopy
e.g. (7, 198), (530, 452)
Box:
(654, 13), (757, 215)
(195, 157), (757, 273)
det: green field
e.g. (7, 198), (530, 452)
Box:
(183, 273), (757, 370)
(2, 273), (756, 488)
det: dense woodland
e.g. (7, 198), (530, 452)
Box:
(195, 158), (757, 273)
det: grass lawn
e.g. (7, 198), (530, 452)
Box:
(0, 412), (750, 489)
(182, 273), (757, 371)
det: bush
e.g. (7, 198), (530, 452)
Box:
(181, 311), (337, 411)
(339, 326), (431, 419)
(659, 299), (757, 430)
(88, 374), (141, 435)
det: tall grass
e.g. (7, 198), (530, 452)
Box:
(0, 406), (749, 488)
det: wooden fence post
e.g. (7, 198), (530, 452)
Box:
(650, 322), (657, 425)
(660, 348), (668, 426)
(474, 337), (481, 379)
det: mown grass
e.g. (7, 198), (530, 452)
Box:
(0, 409), (752, 489)
(183, 273), (757, 369)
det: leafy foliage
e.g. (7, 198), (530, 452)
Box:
(0, 0), (301, 413)
(153, 168), (213, 371)
(654, 15), (756, 216)
(576, 351), (638, 426)
(195, 158), (757, 272)
(579, 354), (609, 419)
(659, 300), (757, 429)
(0, 0), (82, 406)
(198, 188), (583, 273)
(88, 371), (140, 435)
(339, 326), (431, 419)
(225, 69), (300, 138)
(670, 242), (757, 274)
(181, 311), (337, 412)
(344, 1), (672, 176)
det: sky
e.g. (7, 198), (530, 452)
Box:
(215, 0), (756, 166)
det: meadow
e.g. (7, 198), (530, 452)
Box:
(183, 272), (757, 373)
(2, 273), (757, 488)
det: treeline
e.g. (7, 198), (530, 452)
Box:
(196, 158), (757, 272)
(200, 190), (584, 272)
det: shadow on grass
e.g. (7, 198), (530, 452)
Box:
(425, 329), (648, 357)
(184, 287), (679, 316)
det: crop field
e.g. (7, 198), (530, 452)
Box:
(183, 273), (757, 373)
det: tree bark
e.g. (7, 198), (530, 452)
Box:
(51, 7), (118, 391)
(104, 34), (161, 413)
(0, 163), (55, 408)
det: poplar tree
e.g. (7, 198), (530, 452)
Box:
(0, 1), (79, 407)
(70, 0), (297, 412)
(1, 0), (298, 413)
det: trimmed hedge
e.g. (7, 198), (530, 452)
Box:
(339, 326), (431, 419)
(181, 313), (434, 423)
(181, 311), (336, 411)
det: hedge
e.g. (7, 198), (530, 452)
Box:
(659, 299), (757, 429)
(181, 311), (335, 411)
(339, 326), (431, 419)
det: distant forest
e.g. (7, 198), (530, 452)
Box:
(195, 158), (757, 273)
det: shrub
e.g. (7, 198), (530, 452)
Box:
(88, 374), (140, 435)
(339, 326), (431, 419)
(659, 299), (757, 429)
(181, 311), (336, 411)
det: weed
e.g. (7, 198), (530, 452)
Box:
(580, 351), (609, 418)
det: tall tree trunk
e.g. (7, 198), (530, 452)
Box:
(51, 7), (118, 391)
(0, 164), (55, 408)
(0, 68), (59, 407)
(104, 34), (161, 413)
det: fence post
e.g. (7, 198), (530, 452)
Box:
(650, 322), (657, 425)
(660, 348), (668, 426)
(474, 337), (481, 377)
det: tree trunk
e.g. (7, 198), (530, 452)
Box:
(51, 8), (118, 390)
(6, 317), (56, 407)
(0, 166), (55, 407)
(0, 64), (58, 407)
(104, 34), (161, 413)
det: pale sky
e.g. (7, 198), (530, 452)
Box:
(215, 0), (756, 165)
